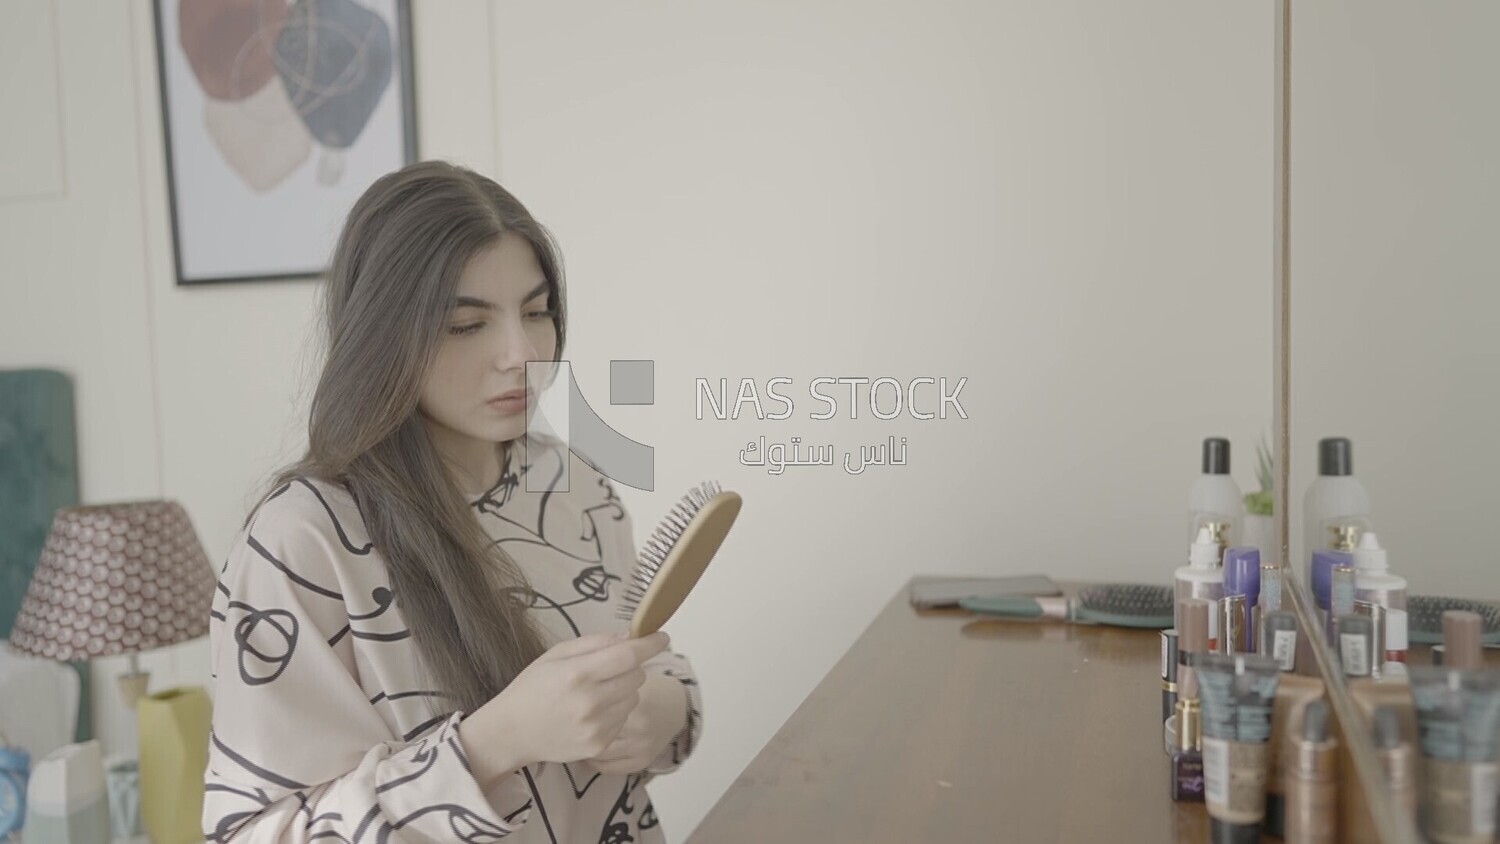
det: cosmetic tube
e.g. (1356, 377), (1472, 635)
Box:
(1408, 666), (1500, 843)
(1284, 698), (1338, 844)
(1338, 614), (1374, 678)
(1198, 653), (1282, 843)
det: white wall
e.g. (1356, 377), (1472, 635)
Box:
(1288, 1), (1500, 598)
(1, 2), (1275, 840)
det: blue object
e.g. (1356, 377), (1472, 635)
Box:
(0, 745), (29, 837)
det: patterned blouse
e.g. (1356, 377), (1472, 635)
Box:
(203, 432), (703, 843)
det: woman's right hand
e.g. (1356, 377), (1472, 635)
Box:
(459, 630), (671, 787)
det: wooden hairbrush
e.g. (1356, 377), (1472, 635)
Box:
(617, 481), (742, 637)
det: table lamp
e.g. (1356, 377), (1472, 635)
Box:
(8, 499), (217, 844)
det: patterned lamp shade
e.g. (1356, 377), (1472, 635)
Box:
(8, 501), (215, 662)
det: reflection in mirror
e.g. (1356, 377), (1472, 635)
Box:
(1290, 3), (1500, 842)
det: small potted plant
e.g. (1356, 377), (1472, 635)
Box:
(1241, 434), (1274, 558)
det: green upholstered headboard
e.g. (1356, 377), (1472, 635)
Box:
(0, 368), (93, 742)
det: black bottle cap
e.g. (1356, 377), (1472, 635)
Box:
(1202, 438), (1231, 475)
(1211, 818), (1261, 844)
(1318, 437), (1353, 476)
(1263, 794), (1286, 838)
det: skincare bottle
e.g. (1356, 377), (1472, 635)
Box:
(1177, 526), (1224, 647)
(1302, 437), (1371, 567)
(1284, 699), (1339, 844)
(1189, 437), (1244, 546)
(1352, 532), (1407, 610)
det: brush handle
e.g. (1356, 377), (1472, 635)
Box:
(960, 596), (1072, 621)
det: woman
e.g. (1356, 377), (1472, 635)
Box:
(203, 161), (703, 843)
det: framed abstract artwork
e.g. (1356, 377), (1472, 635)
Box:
(151, 0), (418, 285)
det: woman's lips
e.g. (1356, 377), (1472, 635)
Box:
(487, 392), (530, 413)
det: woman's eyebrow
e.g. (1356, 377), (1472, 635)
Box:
(449, 280), (549, 311)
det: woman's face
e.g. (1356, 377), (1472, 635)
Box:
(419, 233), (558, 472)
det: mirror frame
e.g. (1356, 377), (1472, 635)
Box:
(1273, 3), (1422, 841)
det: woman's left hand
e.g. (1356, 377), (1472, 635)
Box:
(583, 672), (686, 775)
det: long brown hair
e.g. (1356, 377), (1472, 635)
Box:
(244, 160), (566, 714)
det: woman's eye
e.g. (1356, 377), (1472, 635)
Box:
(448, 323), (484, 336)
(526, 309), (557, 321)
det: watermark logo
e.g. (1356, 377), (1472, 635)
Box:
(526, 365), (968, 490)
(525, 360), (656, 492)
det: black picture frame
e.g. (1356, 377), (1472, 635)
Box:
(151, 0), (418, 286)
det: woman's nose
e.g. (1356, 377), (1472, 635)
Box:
(491, 315), (539, 372)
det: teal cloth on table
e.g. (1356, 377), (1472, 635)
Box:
(0, 368), (92, 743)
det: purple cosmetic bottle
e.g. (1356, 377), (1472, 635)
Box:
(1310, 550), (1353, 631)
(1223, 547), (1261, 653)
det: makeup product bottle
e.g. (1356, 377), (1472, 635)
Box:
(1162, 629), (1179, 755)
(1189, 437), (1244, 546)
(1198, 653), (1282, 843)
(1284, 698), (1338, 844)
(1374, 706), (1418, 832)
(1338, 613), (1374, 678)
(1301, 436), (1371, 566)
(1329, 562), (1357, 642)
(1352, 531), (1407, 610)
(1222, 547), (1260, 654)
(1408, 666), (1500, 843)
(1180, 598), (1212, 698)
(1264, 672), (1325, 838)
(1381, 608), (1409, 678)
(1443, 610), (1484, 671)
(1309, 550), (1353, 634)
(1262, 610), (1300, 673)
(1176, 526), (1224, 648)
(1259, 562), (1282, 631)
(1171, 696), (1205, 803)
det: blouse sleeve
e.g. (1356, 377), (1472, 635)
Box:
(202, 482), (535, 843)
(608, 500), (705, 776)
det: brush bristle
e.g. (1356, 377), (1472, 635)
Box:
(617, 481), (724, 621)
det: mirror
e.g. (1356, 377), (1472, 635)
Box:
(1287, 2), (1500, 842)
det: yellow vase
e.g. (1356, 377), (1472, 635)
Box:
(137, 686), (211, 844)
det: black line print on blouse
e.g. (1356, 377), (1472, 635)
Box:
(562, 761), (602, 799)
(521, 765), (560, 844)
(598, 772), (651, 844)
(229, 599), (298, 686)
(211, 730), (309, 790)
(247, 520), (412, 646)
(282, 476), (375, 556)
(328, 585), (411, 647)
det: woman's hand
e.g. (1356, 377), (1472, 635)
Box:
(581, 671), (688, 775)
(460, 631), (670, 789)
